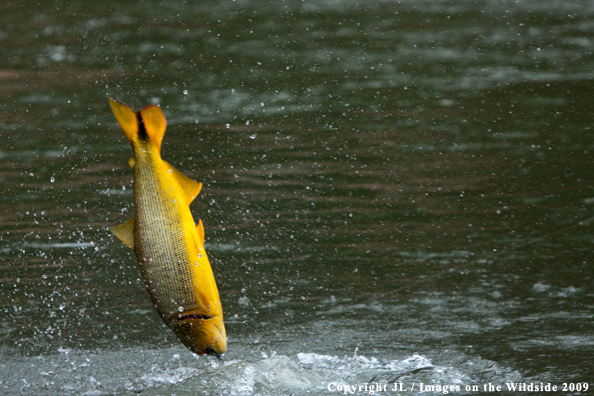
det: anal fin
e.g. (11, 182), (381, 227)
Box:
(109, 217), (135, 251)
(164, 160), (202, 204)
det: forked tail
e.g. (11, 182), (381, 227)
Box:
(108, 98), (167, 152)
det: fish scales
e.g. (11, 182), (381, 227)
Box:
(108, 98), (226, 356)
(134, 153), (198, 320)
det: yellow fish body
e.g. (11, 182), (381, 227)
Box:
(108, 98), (226, 356)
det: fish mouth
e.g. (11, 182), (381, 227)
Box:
(168, 312), (227, 356)
(170, 313), (212, 323)
(204, 346), (223, 360)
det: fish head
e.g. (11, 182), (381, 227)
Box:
(169, 315), (227, 356)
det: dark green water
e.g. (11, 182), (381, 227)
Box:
(1, 0), (593, 394)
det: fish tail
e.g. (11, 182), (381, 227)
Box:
(109, 98), (167, 153)
(139, 104), (167, 153)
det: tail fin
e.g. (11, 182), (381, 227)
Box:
(109, 98), (167, 152)
(109, 98), (138, 146)
(139, 104), (167, 153)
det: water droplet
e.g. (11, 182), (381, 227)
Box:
(178, 306), (184, 312)
(50, 176), (55, 183)
(183, 90), (188, 95)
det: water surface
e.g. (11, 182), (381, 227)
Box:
(1, 0), (593, 394)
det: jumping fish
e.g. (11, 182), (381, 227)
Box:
(108, 98), (226, 357)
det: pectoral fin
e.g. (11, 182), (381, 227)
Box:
(164, 161), (202, 205)
(109, 217), (135, 251)
(128, 158), (135, 169)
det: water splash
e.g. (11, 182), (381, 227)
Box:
(0, 347), (523, 395)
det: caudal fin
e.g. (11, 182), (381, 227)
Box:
(109, 98), (167, 152)
(109, 98), (138, 145)
(139, 104), (167, 152)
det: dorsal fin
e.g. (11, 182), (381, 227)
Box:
(164, 160), (202, 205)
(109, 98), (139, 146)
(139, 105), (167, 153)
(109, 217), (135, 251)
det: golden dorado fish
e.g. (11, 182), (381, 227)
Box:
(108, 98), (226, 357)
